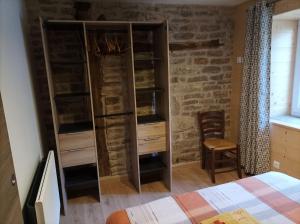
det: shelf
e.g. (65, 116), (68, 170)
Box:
(95, 111), (133, 118)
(95, 123), (128, 130)
(45, 21), (83, 31)
(132, 23), (161, 31)
(134, 57), (160, 61)
(86, 28), (128, 33)
(133, 43), (154, 53)
(64, 164), (98, 188)
(137, 114), (165, 124)
(136, 87), (163, 94)
(58, 121), (93, 134)
(64, 165), (98, 198)
(139, 155), (165, 184)
(50, 60), (86, 65)
(55, 92), (90, 100)
(139, 155), (166, 174)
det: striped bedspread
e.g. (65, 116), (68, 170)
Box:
(106, 172), (300, 224)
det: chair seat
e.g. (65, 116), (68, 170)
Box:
(204, 138), (237, 151)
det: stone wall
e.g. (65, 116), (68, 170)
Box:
(25, 0), (233, 176)
(88, 31), (132, 176)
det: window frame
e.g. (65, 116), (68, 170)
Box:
(291, 21), (300, 117)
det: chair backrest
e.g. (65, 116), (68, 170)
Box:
(198, 110), (225, 142)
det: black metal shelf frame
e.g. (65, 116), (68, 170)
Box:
(137, 114), (165, 124)
(94, 111), (133, 118)
(50, 60), (87, 65)
(134, 57), (161, 61)
(54, 92), (90, 100)
(58, 121), (93, 134)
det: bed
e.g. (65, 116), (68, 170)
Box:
(106, 172), (300, 224)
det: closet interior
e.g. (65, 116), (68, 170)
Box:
(40, 19), (171, 212)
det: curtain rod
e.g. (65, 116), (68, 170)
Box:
(247, 0), (282, 11)
(266, 0), (281, 7)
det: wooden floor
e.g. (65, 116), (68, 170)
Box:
(61, 162), (241, 224)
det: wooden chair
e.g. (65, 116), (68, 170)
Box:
(198, 110), (242, 183)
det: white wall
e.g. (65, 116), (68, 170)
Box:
(0, 0), (43, 207)
(270, 20), (298, 117)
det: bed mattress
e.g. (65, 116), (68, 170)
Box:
(106, 172), (300, 224)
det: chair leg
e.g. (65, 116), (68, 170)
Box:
(202, 145), (206, 169)
(210, 150), (216, 183)
(219, 152), (224, 169)
(236, 146), (242, 179)
(205, 148), (209, 170)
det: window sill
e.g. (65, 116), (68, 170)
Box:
(270, 115), (300, 131)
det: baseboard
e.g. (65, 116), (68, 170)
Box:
(100, 160), (202, 181)
(100, 174), (129, 182)
(172, 160), (201, 167)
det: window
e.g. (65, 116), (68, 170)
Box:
(292, 21), (300, 117)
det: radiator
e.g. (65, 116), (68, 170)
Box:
(35, 151), (60, 224)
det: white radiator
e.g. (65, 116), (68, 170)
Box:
(35, 151), (61, 224)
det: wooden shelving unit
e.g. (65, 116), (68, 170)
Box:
(40, 19), (100, 214)
(133, 22), (171, 190)
(40, 19), (171, 213)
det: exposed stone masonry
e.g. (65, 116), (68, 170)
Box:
(25, 0), (233, 176)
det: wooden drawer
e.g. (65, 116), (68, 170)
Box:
(138, 135), (166, 155)
(137, 122), (166, 139)
(137, 122), (166, 155)
(58, 131), (94, 151)
(61, 146), (96, 167)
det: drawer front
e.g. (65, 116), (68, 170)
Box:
(138, 135), (166, 155)
(137, 122), (166, 139)
(59, 131), (94, 151)
(61, 147), (96, 167)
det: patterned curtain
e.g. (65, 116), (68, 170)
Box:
(239, 0), (274, 175)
